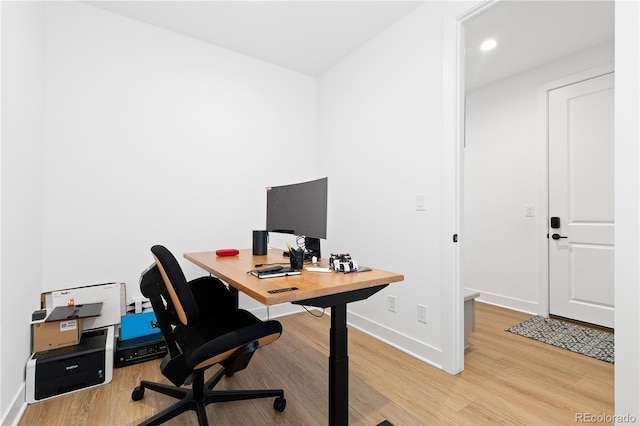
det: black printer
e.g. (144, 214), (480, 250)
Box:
(26, 326), (114, 403)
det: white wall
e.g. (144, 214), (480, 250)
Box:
(318, 2), (465, 367)
(614, 0), (640, 420)
(41, 2), (318, 313)
(464, 42), (614, 313)
(0, 1), (45, 422)
(1, 0), (639, 422)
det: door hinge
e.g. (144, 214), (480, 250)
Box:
(453, 234), (458, 243)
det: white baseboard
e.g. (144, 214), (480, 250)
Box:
(1, 383), (26, 426)
(252, 304), (444, 369)
(347, 310), (444, 370)
(467, 288), (538, 315)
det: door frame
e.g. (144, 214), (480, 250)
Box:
(441, 0), (501, 374)
(442, 0), (616, 374)
(536, 63), (615, 319)
(447, 0), (638, 415)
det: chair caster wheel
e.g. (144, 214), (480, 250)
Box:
(132, 386), (145, 401)
(273, 396), (286, 412)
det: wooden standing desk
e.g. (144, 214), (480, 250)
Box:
(184, 248), (404, 426)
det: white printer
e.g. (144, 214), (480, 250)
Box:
(26, 326), (114, 403)
(26, 282), (124, 403)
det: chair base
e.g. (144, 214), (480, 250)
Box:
(133, 367), (285, 426)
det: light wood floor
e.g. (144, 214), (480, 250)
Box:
(19, 303), (613, 425)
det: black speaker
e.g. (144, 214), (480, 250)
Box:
(252, 230), (268, 255)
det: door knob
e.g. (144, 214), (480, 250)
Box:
(551, 233), (568, 240)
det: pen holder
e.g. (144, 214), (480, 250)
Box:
(290, 249), (305, 271)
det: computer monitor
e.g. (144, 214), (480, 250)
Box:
(266, 177), (328, 258)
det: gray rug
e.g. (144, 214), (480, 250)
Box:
(506, 316), (614, 363)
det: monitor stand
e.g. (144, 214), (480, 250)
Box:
(304, 237), (321, 259)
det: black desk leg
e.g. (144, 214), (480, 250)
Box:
(329, 303), (348, 426)
(229, 286), (239, 310)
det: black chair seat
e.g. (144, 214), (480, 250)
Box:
(175, 312), (283, 371)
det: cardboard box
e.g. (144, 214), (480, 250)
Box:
(31, 319), (82, 353)
(42, 282), (126, 331)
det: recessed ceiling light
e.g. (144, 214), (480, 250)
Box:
(480, 39), (497, 52)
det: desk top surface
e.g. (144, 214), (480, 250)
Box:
(184, 249), (404, 306)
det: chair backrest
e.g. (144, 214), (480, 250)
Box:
(138, 261), (182, 359)
(151, 245), (199, 325)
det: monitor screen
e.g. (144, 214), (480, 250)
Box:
(266, 177), (328, 240)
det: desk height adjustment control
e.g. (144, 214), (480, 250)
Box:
(267, 287), (298, 294)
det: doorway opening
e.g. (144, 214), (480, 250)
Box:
(461, 0), (614, 336)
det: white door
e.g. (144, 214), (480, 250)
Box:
(548, 72), (614, 328)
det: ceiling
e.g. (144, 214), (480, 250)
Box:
(85, 1), (614, 86)
(465, 0), (614, 90)
(85, 1), (423, 77)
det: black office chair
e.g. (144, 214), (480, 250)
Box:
(132, 245), (286, 425)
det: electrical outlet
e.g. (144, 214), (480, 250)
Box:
(387, 295), (396, 313)
(417, 305), (427, 323)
